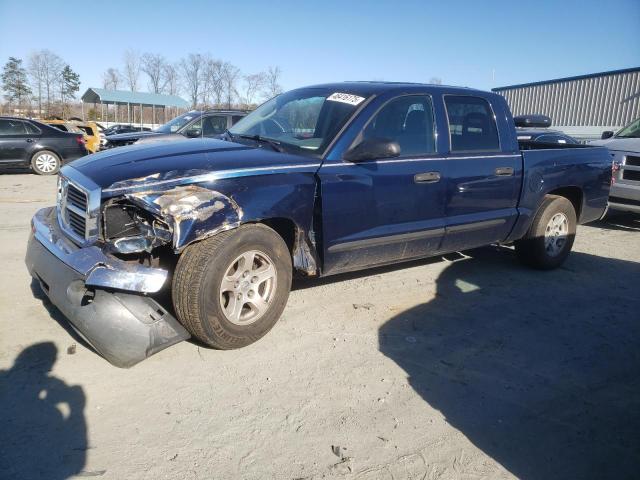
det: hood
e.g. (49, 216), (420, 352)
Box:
(589, 137), (640, 152)
(66, 138), (319, 191)
(136, 133), (187, 145)
(106, 131), (159, 142)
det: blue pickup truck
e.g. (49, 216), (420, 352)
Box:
(25, 82), (611, 367)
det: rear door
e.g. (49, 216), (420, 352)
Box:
(319, 94), (448, 275)
(441, 95), (522, 251)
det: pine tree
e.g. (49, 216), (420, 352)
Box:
(1, 57), (32, 111)
(59, 65), (80, 118)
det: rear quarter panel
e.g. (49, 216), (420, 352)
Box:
(506, 146), (611, 241)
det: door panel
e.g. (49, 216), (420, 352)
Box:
(442, 154), (521, 251)
(0, 119), (36, 164)
(319, 158), (447, 274)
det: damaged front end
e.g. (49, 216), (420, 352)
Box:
(26, 162), (320, 367)
(117, 184), (242, 252)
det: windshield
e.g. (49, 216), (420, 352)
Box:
(229, 88), (369, 155)
(155, 111), (200, 134)
(616, 118), (640, 138)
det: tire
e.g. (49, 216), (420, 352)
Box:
(515, 195), (577, 270)
(172, 224), (292, 349)
(31, 150), (61, 175)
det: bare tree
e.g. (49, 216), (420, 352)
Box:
(201, 57), (224, 107)
(102, 68), (122, 90)
(123, 50), (141, 91)
(28, 50), (63, 117)
(141, 53), (166, 93)
(241, 72), (266, 107)
(162, 63), (180, 95)
(221, 62), (241, 109)
(27, 53), (46, 116)
(180, 53), (204, 108)
(262, 66), (283, 100)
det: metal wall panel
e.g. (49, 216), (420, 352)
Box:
(495, 69), (640, 128)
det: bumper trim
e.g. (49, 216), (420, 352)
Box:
(26, 233), (190, 367)
(32, 206), (167, 293)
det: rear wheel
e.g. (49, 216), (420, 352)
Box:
(172, 224), (292, 349)
(31, 150), (61, 175)
(515, 195), (577, 269)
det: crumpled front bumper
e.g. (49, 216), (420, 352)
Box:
(25, 207), (190, 368)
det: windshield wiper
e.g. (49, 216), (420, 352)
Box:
(234, 133), (284, 152)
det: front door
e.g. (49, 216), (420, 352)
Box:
(319, 94), (447, 275)
(0, 119), (37, 164)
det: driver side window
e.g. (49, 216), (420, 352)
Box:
(362, 95), (436, 157)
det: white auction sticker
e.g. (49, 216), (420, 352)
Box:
(327, 92), (366, 106)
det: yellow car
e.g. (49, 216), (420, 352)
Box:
(72, 122), (100, 153)
(43, 120), (100, 153)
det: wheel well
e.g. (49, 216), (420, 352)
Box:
(259, 217), (296, 253)
(547, 186), (583, 219)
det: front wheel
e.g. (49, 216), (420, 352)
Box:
(31, 150), (61, 175)
(172, 224), (292, 349)
(515, 195), (577, 270)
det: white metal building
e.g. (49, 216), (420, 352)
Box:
(493, 67), (640, 141)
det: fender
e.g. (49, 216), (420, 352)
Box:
(118, 170), (321, 276)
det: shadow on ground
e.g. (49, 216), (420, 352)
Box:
(590, 212), (640, 232)
(0, 342), (88, 479)
(379, 248), (640, 480)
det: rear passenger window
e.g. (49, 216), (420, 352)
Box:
(361, 95), (435, 157)
(445, 96), (499, 152)
(24, 122), (40, 134)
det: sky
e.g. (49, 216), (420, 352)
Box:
(1, 0), (639, 97)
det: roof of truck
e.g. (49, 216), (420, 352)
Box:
(302, 81), (487, 97)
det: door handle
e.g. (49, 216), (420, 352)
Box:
(414, 171), (441, 183)
(495, 167), (514, 176)
(25, 138), (34, 143)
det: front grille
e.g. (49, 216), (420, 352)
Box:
(58, 177), (90, 242)
(622, 169), (640, 182)
(626, 156), (640, 167)
(67, 184), (87, 211)
(67, 209), (87, 237)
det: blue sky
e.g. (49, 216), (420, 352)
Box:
(1, 0), (639, 96)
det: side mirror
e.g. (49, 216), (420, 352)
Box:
(184, 129), (202, 138)
(343, 138), (401, 162)
(601, 131), (614, 140)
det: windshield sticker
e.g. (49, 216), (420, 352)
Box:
(327, 93), (366, 106)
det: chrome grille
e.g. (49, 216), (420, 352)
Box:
(57, 176), (91, 243)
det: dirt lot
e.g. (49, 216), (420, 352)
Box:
(1, 173), (639, 480)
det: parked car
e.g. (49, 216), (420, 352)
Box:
(102, 124), (151, 136)
(73, 121), (101, 153)
(25, 82), (611, 367)
(102, 110), (247, 149)
(43, 120), (85, 135)
(591, 117), (640, 213)
(514, 115), (579, 145)
(0, 117), (87, 174)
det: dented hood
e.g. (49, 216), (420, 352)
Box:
(67, 138), (319, 191)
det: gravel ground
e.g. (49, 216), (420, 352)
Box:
(1, 173), (639, 480)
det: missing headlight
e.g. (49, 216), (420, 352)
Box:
(103, 200), (172, 254)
